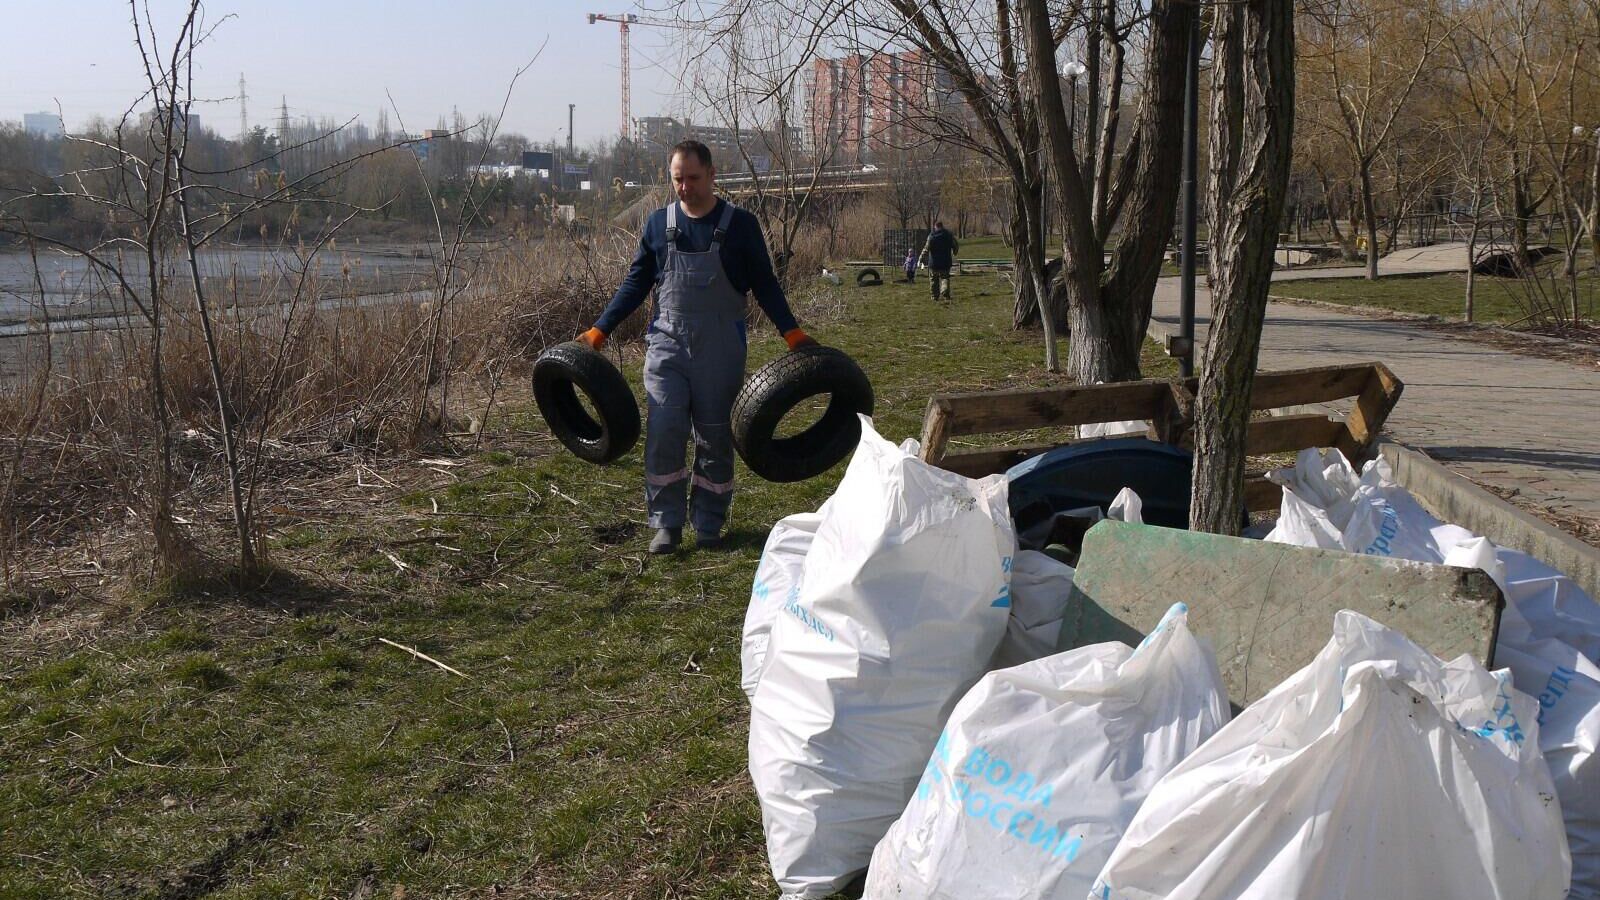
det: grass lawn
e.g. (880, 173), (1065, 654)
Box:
(1268, 271), (1599, 326)
(0, 268), (1177, 897)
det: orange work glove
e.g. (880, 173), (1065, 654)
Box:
(578, 326), (606, 350)
(784, 328), (819, 351)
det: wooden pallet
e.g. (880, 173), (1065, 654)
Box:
(918, 362), (1403, 511)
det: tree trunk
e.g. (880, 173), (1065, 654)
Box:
(1509, 160), (1535, 275)
(1019, 0), (1192, 386)
(1320, 172), (1358, 261)
(1360, 161), (1379, 280)
(175, 152), (257, 573)
(1466, 208), (1481, 322)
(1024, 179), (1062, 372)
(1589, 129), (1600, 281)
(1190, 0), (1296, 536)
(1009, 178), (1055, 330)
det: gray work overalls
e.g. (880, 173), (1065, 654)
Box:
(642, 200), (748, 535)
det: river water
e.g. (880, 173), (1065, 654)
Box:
(0, 241), (448, 331)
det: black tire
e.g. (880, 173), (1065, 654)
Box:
(856, 268), (882, 287)
(733, 345), (874, 483)
(532, 341), (640, 465)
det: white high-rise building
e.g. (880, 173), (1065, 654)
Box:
(23, 112), (63, 138)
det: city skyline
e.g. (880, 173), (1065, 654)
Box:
(1, 0), (700, 147)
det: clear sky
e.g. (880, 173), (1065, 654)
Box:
(1, 1), (696, 146)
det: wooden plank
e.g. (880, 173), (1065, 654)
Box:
(1338, 362), (1405, 463)
(1151, 381), (1195, 445)
(918, 398), (954, 465)
(1183, 363), (1375, 411)
(1059, 521), (1503, 706)
(934, 443), (1056, 478)
(1249, 364), (1375, 409)
(1244, 414), (1346, 455)
(932, 381), (1174, 437)
(1244, 474), (1283, 512)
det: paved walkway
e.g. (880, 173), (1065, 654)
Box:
(1150, 243), (1600, 527)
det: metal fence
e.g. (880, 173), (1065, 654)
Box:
(882, 228), (931, 271)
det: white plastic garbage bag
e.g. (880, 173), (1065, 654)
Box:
(1496, 638), (1600, 897)
(1447, 537), (1600, 898)
(991, 551), (1076, 670)
(864, 603), (1229, 900)
(1078, 419), (1147, 439)
(742, 508), (826, 700)
(1496, 546), (1600, 663)
(749, 416), (1017, 898)
(991, 489), (1145, 670)
(1266, 448), (1600, 896)
(1091, 610), (1570, 900)
(1264, 448), (1476, 561)
(1107, 486), (1143, 524)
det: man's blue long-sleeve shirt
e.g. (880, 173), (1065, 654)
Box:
(592, 198), (800, 336)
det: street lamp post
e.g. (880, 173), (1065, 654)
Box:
(1179, 12), (1200, 378)
(1047, 61), (1088, 270)
(1062, 61), (1087, 162)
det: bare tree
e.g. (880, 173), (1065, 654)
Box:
(0, 1), (467, 577)
(1299, 0), (1448, 279)
(1190, 0), (1296, 534)
(672, 3), (845, 286)
(1019, 0), (1196, 383)
(0, 237), (54, 587)
(1445, 0), (1561, 276)
(846, 0), (1061, 369)
(881, 145), (944, 229)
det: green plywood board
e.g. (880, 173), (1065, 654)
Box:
(1058, 520), (1504, 706)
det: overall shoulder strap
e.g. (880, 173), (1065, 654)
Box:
(665, 202), (679, 244)
(710, 201), (736, 250)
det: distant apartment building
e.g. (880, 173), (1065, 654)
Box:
(806, 50), (956, 164)
(23, 112), (64, 138)
(635, 116), (803, 173)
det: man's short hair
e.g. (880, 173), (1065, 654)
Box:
(935, 220), (945, 228)
(670, 140), (713, 168)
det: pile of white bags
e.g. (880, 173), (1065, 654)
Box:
(747, 416), (1017, 898)
(1091, 610), (1571, 900)
(864, 603), (1229, 900)
(1265, 448), (1600, 897)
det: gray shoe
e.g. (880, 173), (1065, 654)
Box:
(649, 527), (681, 555)
(694, 530), (724, 550)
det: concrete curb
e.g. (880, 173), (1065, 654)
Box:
(1381, 440), (1600, 600)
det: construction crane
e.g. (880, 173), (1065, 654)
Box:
(587, 12), (692, 140)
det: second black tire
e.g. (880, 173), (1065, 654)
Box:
(532, 341), (640, 465)
(732, 345), (874, 483)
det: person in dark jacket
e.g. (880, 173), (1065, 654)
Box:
(578, 141), (816, 555)
(919, 222), (959, 301)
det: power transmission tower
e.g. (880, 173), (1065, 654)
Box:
(238, 73), (248, 140)
(568, 103), (575, 155)
(277, 96), (289, 142)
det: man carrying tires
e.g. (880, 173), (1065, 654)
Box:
(918, 221), (959, 302)
(578, 140), (816, 555)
